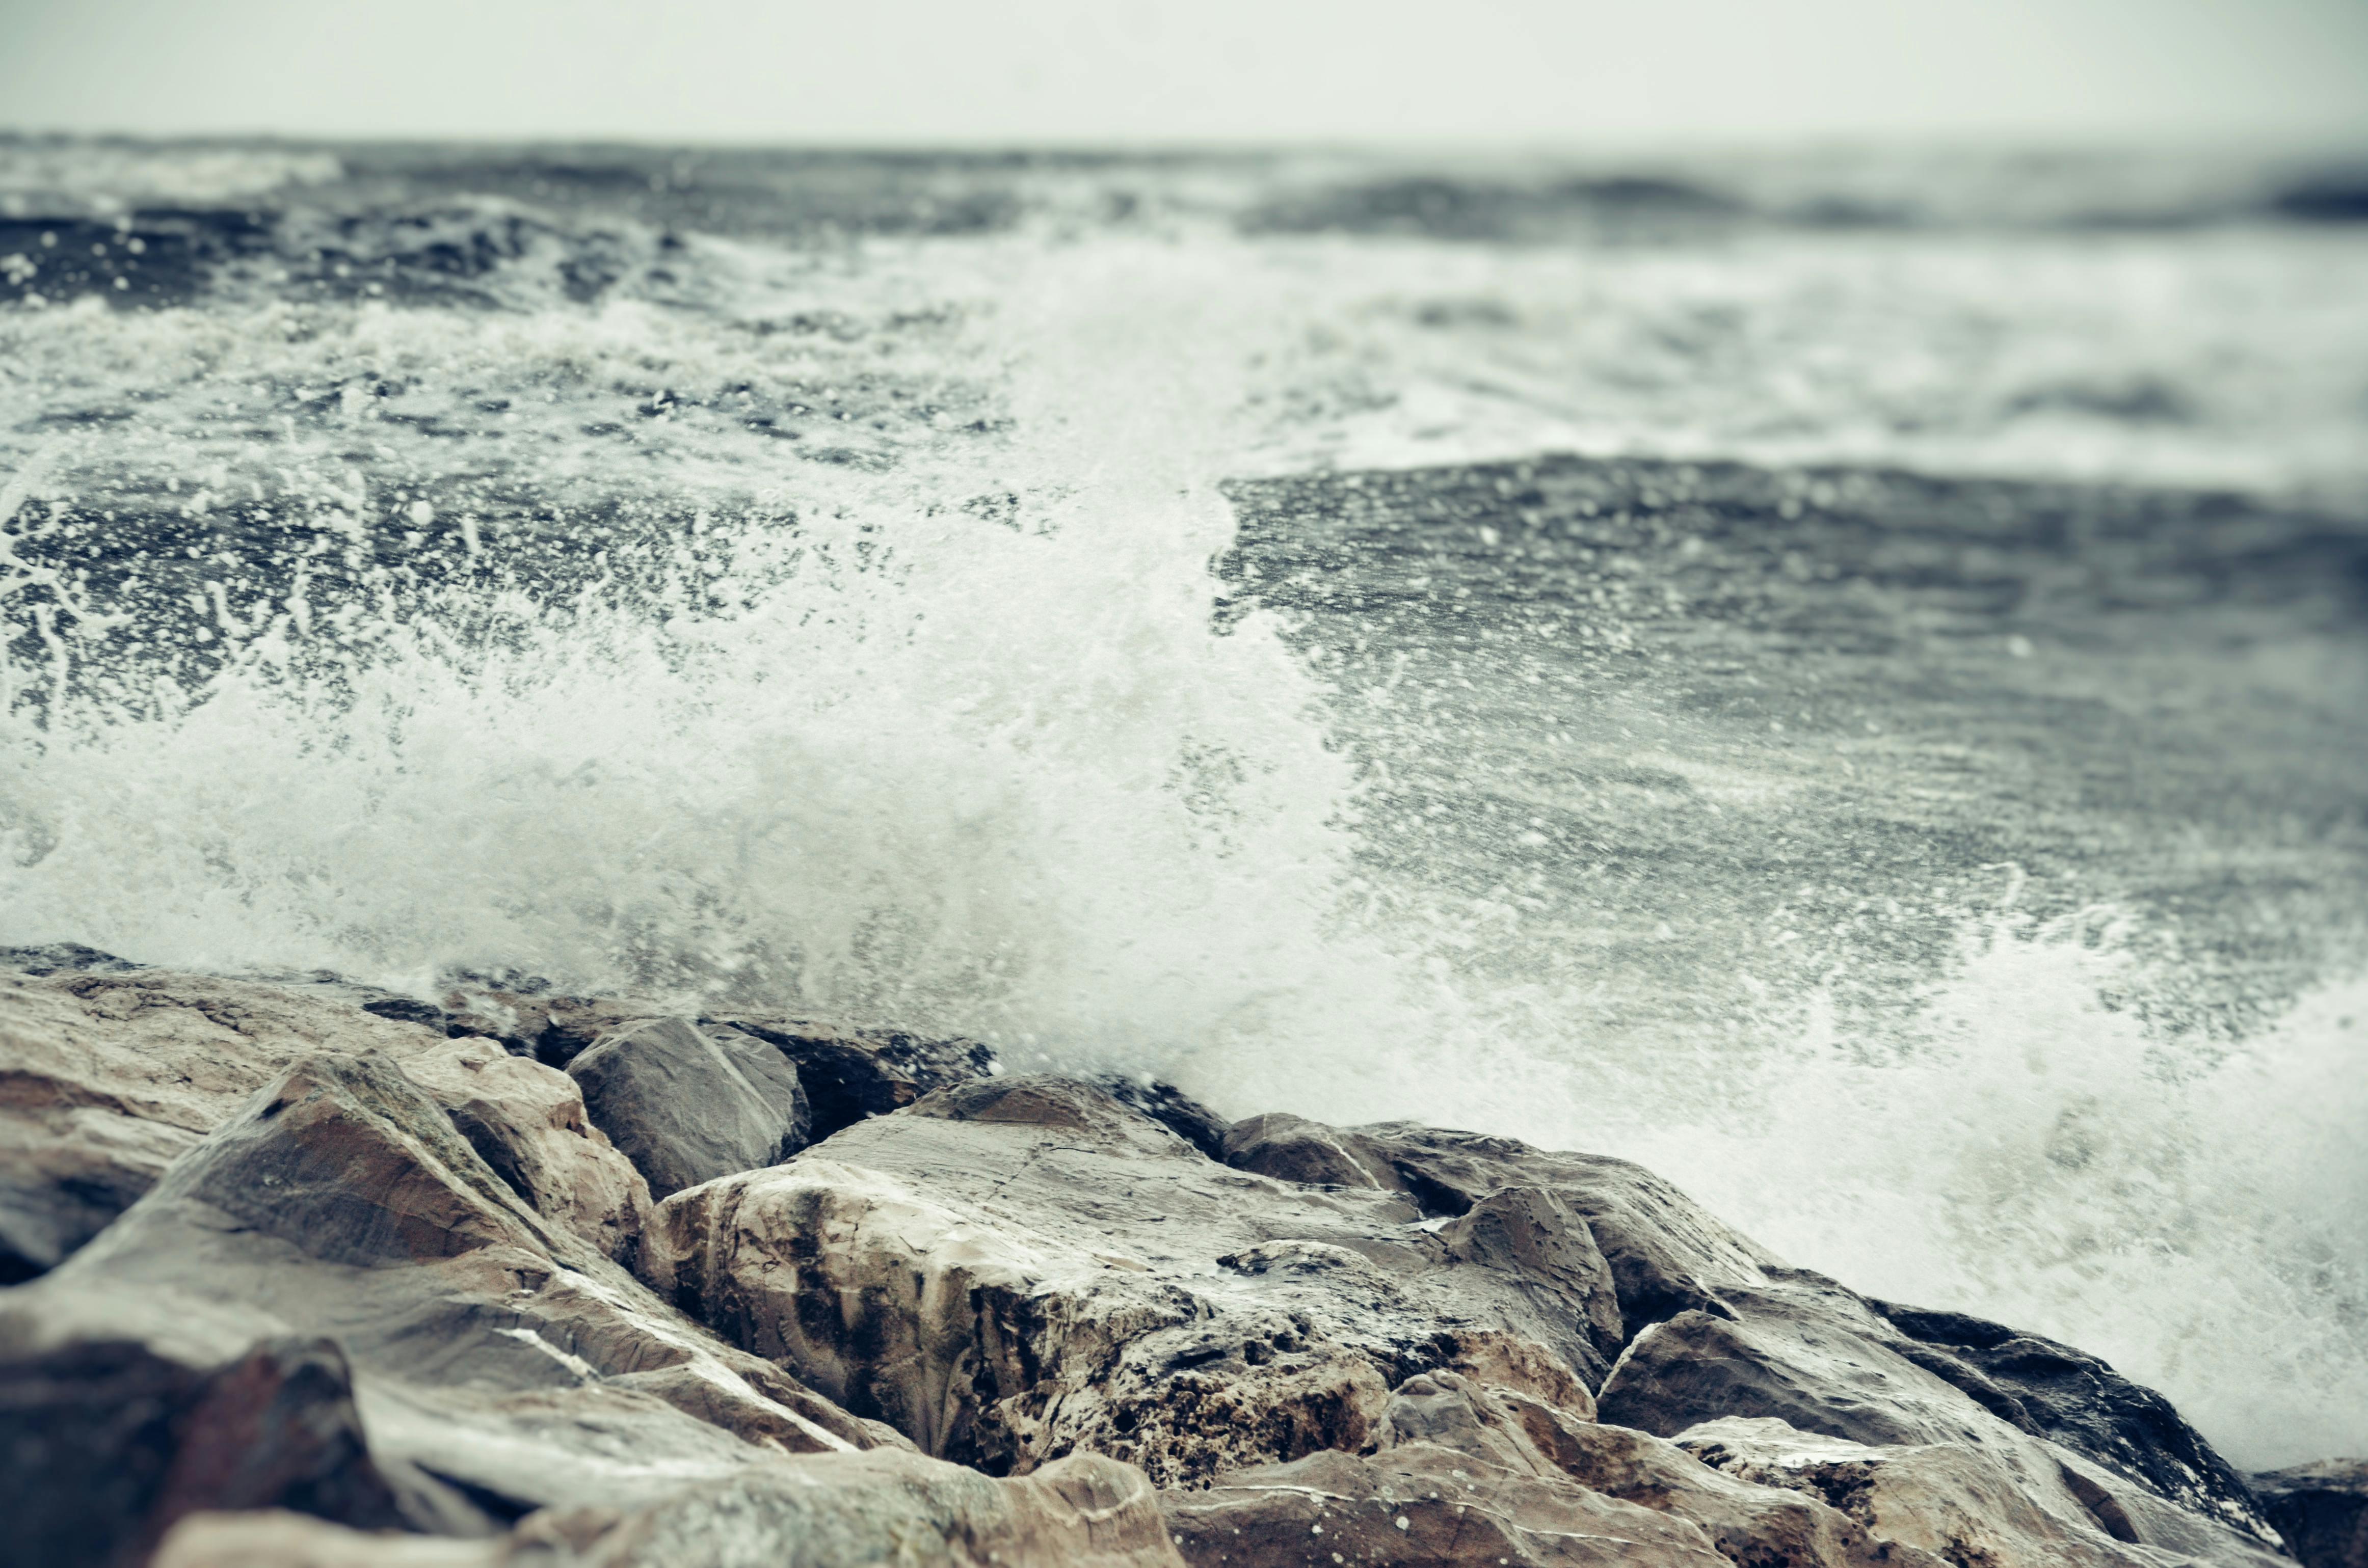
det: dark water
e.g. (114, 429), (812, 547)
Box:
(2, 136), (2365, 1466)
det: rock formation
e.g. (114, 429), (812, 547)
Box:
(2253, 1462), (2368, 1568)
(151, 1450), (1184, 1567)
(565, 1017), (808, 1200)
(1, 949), (2352, 1567)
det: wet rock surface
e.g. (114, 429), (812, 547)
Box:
(0, 1046), (896, 1562)
(1164, 1369), (1924, 1567)
(2254, 1461), (2368, 1568)
(0, 964), (655, 1277)
(1597, 1279), (2286, 1561)
(153, 1450), (1186, 1567)
(565, 1017), (809, 1200)
(704, 1016), (999, 1142)
(645, 1075), (1624, 1486)
(382, 1036), (652, 1264)
(0, 956), (2333, 1567)
(1, 1334), (404, 1568)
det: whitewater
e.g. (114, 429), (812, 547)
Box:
(2, 138), (2364, 1470)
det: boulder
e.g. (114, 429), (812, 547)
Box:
(1233, 1119), (1784, 1339)
(1231, 1112), (2283, 1564)
(1471, 1380), (1935, 1567)
(0, 1334), (405, 1568)
(0, 967), (657, 1275)
(644, 1076), (1618, 1486)
(1093, 1075), (1231, 1161)
(705, 1016), (998, 1141)
(153, 1449), (1185, 1567)
(1678, 1416), (2175, 1568)
(393, 1035), (652, 1264)
(2253, 1460), (2368, 1568)
(1599, 1283), (2289, 1565)
(0, 1077), (198, 1284)
(1868, 1298), (2280, 1545)
(0, 1048), (897, 1538)
(566, 1018), (809, 1199)
(0, 965), (450, 1279)
(1163, 1369), (1914, 1567)
(1221, 1111), (1409, 1191)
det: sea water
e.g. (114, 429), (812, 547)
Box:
(2, 138), (2363, 1467)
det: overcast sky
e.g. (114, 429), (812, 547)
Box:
(3, 0), (2363, 146)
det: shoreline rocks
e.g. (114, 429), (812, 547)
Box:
(0, 948), (2353, 1566)
(2253, 1462), (2368, 1568)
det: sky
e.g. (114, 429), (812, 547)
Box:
(1, 0), (2363, 147)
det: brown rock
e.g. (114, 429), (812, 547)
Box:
(393, 1035), (652, 1262)
(1222, 1111), (1408, 1191)
(0, 967), (447, 1278)
(1676, 1416), (2183, 1568)
(0, 1048), (895, 1532)
(645, 1076), (1616, 1486)
(1601, 1288), (2282, 1563)
(1477, 1384), (1935, 1566)
(0, 1334), (405, 1568)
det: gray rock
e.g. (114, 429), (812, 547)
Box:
(1600, 1283), (2289, 1565)
(2253, 1460), (2368, 1568)
(1869, 1297), (2280, 1549)
(0, 1048), (897, 1531)
(0, 942), (144, 977)
(567, 1018), (808, 1199)
(1233, 1112), (2284, 1563)
(706, 1016), (998, 1141)
(0, 1334), (404, 1568)
(1093, 1075), (1231, 1161)
(645, 1076), (1617, 1488)
(1676, 1416), (2188, 1568)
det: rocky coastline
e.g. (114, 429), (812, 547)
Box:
(2, 945), (2359, 1568)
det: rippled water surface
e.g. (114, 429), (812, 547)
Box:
(4, 137), (2365, 1466)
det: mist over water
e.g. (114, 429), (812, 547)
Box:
(3, 139), (2365, 1468)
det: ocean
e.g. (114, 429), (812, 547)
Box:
(2, 136), (2364, 1469)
